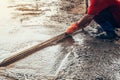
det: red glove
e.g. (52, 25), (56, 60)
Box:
(66, 22), (80, 34)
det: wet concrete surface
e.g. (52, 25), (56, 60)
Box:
(0, 0), (71, 79)
(0, 0), (120, 80)
(56, 34), (120, 80)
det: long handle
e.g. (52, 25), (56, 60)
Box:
(0, 32), (70, 67)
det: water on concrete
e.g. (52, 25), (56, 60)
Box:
(0, 0), (120, 80)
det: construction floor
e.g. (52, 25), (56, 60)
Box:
(0, 0), (120, 80)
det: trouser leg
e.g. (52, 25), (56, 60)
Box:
(93, 8), (118, 39)
(93, 8), (117, 33)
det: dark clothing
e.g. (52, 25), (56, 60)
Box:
(94, 8), (117, 29)
(93, 8), (117, 39)
(88, 0), (120, 28)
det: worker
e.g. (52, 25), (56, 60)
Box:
(66, 0), (120, 39)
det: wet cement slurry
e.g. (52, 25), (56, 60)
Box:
(0, 0), (120, 80)
(0, 0), (73, 79)
(56, 34), (120, 80)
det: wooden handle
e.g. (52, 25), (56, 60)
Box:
(0, 32), (70, 67)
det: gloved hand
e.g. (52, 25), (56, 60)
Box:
(66, 22), (80, 34)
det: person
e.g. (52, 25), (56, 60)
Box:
(66, 0), (120, 39)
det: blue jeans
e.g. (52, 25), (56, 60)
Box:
(93, 8), (117, 35)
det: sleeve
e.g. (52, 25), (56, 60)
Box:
(87, 0), (98, 15)
(87, 0), (111, 15)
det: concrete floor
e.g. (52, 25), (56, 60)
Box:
(0, 0), (120, 80)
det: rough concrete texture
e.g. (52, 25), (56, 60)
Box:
(51, 0), (120, 80)
(56, 33), (120, 80)
(0, 0), (120, 80)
